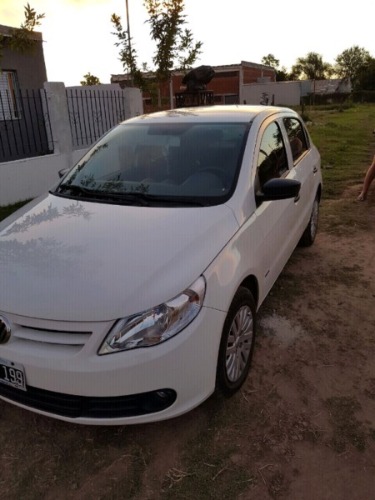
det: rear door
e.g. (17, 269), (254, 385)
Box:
(281, 117), (320, 236)
(253, 118), (300, 295)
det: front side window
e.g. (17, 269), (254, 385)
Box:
(54, 122), (249, 206)
(256, 121), (288, 191)
(283, 117), (309, 163)
(0, 70), (21, 121)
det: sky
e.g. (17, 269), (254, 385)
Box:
(1, 0), (374, 86)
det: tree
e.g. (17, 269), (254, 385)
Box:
(335, 46), (372, 88)
(291, 52), (333, 80)
(144, 0), (202, 81)
(261, 54), (280, 69)
(80, 73), (101, 86)
(0, 3), (45, 60)
(261, 54), (290, 81)
(356, 57), (375, 90)
(275, 68), (291, 82)
(111, 13), (146, 90)
(111, 0), (202, 96)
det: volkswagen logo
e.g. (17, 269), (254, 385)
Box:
(0, 315), (11, 344)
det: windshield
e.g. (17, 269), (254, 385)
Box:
(54, 121), (249, 206)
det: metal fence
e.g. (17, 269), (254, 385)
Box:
(66, 88), (128, 149)
(0, 89), (53, 163)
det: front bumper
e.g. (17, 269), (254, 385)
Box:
(0, 306), (225, 425)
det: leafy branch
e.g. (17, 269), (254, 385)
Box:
(0, 3), (45, 65)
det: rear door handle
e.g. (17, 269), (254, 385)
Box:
(313, 166), (318, 174)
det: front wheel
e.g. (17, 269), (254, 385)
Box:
(299, 195), (319, 247)
(216, 287), (256, 396)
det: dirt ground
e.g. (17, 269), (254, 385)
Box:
(1, 186), (375, 499)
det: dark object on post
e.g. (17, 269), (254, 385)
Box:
(176, 65), (215, 108)
(182, 65), (215, 91)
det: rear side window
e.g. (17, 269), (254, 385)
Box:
(283, 118), (309, 163)
(256, 121), (288, 190)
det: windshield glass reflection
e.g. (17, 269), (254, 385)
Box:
(56, 122), (248, 205)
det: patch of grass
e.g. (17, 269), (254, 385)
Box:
(320, 193), (375, 234)
(259, 263), (307, 317)
(162, 397), (256, 499)
(320, 199), (370, 234)
(325, 396), (366, 452)
(0, 411), (150, 499)
(307, 104), (375, 199)
(325, 263), (364, 288)
(0, 199), (32, 222)
(295, 104), (375, 235)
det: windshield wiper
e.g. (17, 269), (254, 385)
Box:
(56, 183), (96, 197)
(54, 185), (208, 206)
(55, 184), (150, 205)
(119, 192), (208, 206)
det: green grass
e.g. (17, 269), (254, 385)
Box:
(306, 103), (375, 199)
(0, 199), (32, 222)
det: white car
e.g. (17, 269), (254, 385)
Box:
(0, 105), (322, 425)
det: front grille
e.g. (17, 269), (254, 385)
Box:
(0, 312), (115, 355)
(0, 384), (177, 419)
(13, 325), (91, 347)
(14, 325), (92, 347)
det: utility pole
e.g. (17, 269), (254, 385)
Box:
(125, 0), (133, 86)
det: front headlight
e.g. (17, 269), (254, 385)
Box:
(98, 276), (206, 355)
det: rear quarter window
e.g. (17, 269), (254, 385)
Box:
(283, 117), (309, 163)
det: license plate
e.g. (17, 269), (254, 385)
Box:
(0, 358), (27, 391)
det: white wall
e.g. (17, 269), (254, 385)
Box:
(0, 83), (143, 207)
(0, 150), (87, 206)
(241, 81), (311, 106)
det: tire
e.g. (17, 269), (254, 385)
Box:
(299, 195), (319, 247)
(216, 287), (256, 396)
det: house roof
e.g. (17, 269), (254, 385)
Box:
(212, 61), (274, 72)
(111, 61), (275, 81)
(313, 78), (352, 94)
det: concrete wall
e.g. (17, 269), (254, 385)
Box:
(0, 149), (88, 206)
(241, 81), (309, 106)
(0, 82), (143, 206)
(0, 25), (47, 89)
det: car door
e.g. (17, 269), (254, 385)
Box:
(281, 116), (320, 234)
(253, 118), (300, 295)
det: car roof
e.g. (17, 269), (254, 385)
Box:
(124, 105), (298, 125)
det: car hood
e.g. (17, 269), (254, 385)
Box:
(0, 194), (238, 321)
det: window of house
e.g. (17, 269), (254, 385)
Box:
(283, 117), (309, 163)
(256, 121), (288, 191)
(0, 70), (21, 121)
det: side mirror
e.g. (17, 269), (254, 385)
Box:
(257, 178), (301, 202)
(58, 168), (70, 179)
